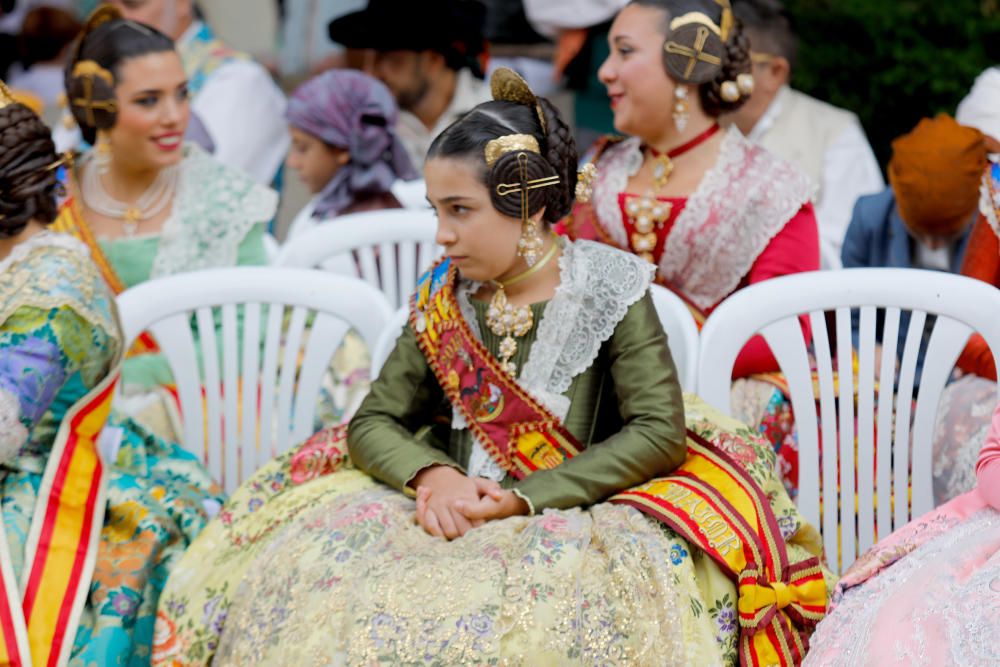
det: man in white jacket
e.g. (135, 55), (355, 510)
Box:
(728, 0), (883, 260)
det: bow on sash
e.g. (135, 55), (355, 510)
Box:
(412, 258), (827, 665)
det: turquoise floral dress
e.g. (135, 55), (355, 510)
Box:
(0, 232), (223, 666)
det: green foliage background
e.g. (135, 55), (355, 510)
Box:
(786, 0), (1000, 168)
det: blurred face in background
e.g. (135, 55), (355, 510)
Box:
(370, 50), (441, 112)
(286, 126), (349, 194)
(107, 51), (190, 174)
(110, 0), (192, 40)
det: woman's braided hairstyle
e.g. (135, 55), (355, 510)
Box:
(629, 0), (753, 116)
(427, 77), (578, 225)
(0, 103), (62, 238)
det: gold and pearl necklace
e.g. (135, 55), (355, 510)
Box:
(485, 238), (560, 376)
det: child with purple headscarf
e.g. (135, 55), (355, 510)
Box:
(285, 69), (417, 238)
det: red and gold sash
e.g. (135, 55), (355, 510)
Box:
(0, 369), (118, 667)
(412, 259), (581, 479)
(412, 258), (826, 665)
(611, 431), (827, 666)
(53, 198), (159, 357)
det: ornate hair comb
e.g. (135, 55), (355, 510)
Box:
(490, 67), (547, 134)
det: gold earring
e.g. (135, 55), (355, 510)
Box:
(94, 130), (111, 174)
(673, 86), (690, 132)
(518, 218), (544, 267)
(575, 163), (597, 204)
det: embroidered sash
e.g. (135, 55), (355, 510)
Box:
(0, 369), (117, 667)
(53, 198), (160, 357)
(611, 431), (827, 667)
(411, 258), (826, 665)
(411, 259), (581, 479)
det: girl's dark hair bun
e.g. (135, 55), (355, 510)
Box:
(0, 103), (62, 238)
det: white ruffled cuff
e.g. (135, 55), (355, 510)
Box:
(0, 388), (27, 464)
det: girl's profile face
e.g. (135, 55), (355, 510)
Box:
(286, 126), (349, 195)
(425, 156), (541, 284)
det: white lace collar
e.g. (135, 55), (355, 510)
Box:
(454, 240), (654, 480)
(150, 143), (278, 278)
(591, 126), (815, 310)
(979, 165), (1000, 242)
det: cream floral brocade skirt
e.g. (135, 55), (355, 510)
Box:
(152, 397), (817, 666)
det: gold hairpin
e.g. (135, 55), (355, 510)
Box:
(485, 134), (540, 167)
(714, 0), (734, 40)
(669, 12), (722, 35)
(45, 151), (74, 172)
(495, 151), (562, 198)
(0, 80), (16, 109)
(72, 60), (114, 86)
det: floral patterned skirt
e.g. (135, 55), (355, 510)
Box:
(2, 413), (223, 666)
(804, 503), (1000, 666)
(152, 396), (825, 667)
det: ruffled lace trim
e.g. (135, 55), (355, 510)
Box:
(658, 127), (815, 310)
(456, 240), (653, 480)
(979, 166), (1000, 241)
(0, 231), (90, 275)
(0, 387), (27, 464)
(589, 128), (816, 311)
(520, 240), (653, 398)
(0, 232), (118, 345)
(592, 137), (641, 249)
(151, 143), (279, 278)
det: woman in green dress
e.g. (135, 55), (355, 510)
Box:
(52, 6), (277, 411)
(153, 69), (831, 667)
(0, 85), (221, 666)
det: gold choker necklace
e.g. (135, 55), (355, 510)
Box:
(485, 239), (560, 376)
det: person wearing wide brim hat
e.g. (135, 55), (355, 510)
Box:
(328, 0), (492, 168)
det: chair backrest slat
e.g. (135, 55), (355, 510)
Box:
(698, 268), (1000, 574)
(275, 210), (441, 310)
(117, 268), (394, 493)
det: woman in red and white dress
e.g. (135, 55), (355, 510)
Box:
(562, 0), (820, 495)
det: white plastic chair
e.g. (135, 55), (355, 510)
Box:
(275, 209), (441, 310)
(371, 306), (410, 377)
(372, 284), (701, 391)
(390, 178), (429, 209)
(117, 267), (394, 493)
(649, 284), (699, 391)
(697, 268), (1000, 574)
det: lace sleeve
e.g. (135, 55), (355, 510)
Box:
(152, 144), (279, 278)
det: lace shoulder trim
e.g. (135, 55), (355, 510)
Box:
(521, 239), (654, 397)
(152, 143), (279, 278)
(979, 164), (1000, 241)
(659, 127), (815, 310)
(591, 136), (642, 249)
(0, 231), (119, 343)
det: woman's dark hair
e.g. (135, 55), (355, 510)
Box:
(628, 0), (753, 117)
(426, 98), (578, 224)
(65, 18), (175, 144)
(0, 103), (62, 238)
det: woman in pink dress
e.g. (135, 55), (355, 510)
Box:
(804, 400), (1000, 666)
